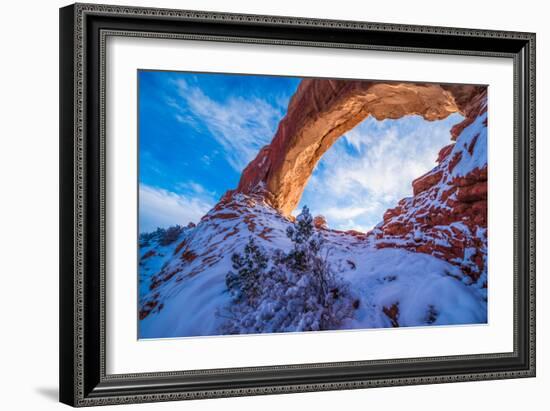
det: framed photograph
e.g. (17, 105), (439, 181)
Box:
(59, 3), (536, 407)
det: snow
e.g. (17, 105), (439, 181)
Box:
(342, 248), (486, 328)
(139, 193), (294, 338)
(138, 227), (191, 298)
(449, 111), (488, 178)
(139, 193), (487, 338)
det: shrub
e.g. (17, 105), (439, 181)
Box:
(159, 225), (184, 246)
(220, 206), (355, 334)
(226, 237), (268, 303)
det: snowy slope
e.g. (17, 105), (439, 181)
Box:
(139, 190), (486, 337)
(139, 191), (293, 337)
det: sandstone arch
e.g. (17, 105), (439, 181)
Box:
(235, 79), (485, 215)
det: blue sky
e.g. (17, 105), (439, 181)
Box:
(138, 70), (299, 232)
(138, 70), (463, 233)
(298, 113), (463, 231)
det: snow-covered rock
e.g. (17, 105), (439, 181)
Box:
(139, 172), (487, 338)
(368, 89), (488, 285)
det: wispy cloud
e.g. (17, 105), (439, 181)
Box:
(298, 114), (463, 231)
(175, 180), (217, 198)
(139, 183), (215, 233)
(170, 79), (284, 171)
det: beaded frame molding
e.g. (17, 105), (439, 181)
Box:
(59, 3), (536, 407)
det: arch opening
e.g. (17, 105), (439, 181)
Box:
(294, 112), (464, 232)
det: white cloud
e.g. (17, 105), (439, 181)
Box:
(322, 205), (378, 220)
(175, 180), (219, 201)
(297, 114), (463, 231)
(139, 184), (215, 233)
(171, 79), (284, 172)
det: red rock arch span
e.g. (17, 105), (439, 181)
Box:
(235, 79), (485, 216)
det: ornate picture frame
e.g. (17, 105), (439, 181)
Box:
(59, 3), (535, 406)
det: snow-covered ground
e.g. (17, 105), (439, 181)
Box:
(342, 248), (486, 329)
(139, 192), (486, 338)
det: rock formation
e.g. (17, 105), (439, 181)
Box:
(368, 88), (488, 281)
(313, 215), (328, 230)
(235, 79), (485, 215)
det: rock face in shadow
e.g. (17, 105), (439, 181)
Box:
(234, 79), (485, 215)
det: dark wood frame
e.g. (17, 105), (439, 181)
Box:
(60, 3), (536, 407)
